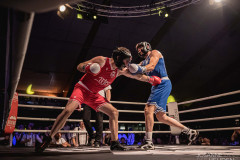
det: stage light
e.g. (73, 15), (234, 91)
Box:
(77, 13), (83, 19)
(59, 5), (66, 12)
(93, 15), (97, 19)
(158, 7), (170, 18)
(57, 4), (74, 20)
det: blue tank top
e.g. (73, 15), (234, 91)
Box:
(141, 51), (168, 78)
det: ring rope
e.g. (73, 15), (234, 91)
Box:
(18, 90), (240, 106)
(178, 101), (240, 114)
(178, 90), (240, 105)
(17, 114), (240, 124)
(180, 114), (240, 123)
(197, 127), (240, 132)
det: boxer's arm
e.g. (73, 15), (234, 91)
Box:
(145, 50), (162, 72)
(119, 69), (161, 86)
(128, 50), (162, 74)
(77, 56), (105, 73)
(118, 68), (149, 82)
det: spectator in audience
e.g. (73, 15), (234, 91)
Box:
(197, 136), (211, 145)
(137, 138), (144, 146)
(156, 137), (163, 144)
(127, 128), (135, 145)
(41, 126), (50, 142)
(14, 124), (25, 147)
(73, 121), (88, 146)
(120, 137), (126, 145)
(118, 131), (127, 144)
(102, 128), (111, 146)
(21, 123), (42, 147)
(53, 133), (71, 147)
(61, 124), (71, 143)
(231, 129), (240, 146)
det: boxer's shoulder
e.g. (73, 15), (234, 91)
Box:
(91, 56), (106, 67)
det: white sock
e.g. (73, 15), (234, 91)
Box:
(145, 132), (152, 141)
(182, 126), (190, 134)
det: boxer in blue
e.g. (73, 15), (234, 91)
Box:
(129, 42), (199, 149)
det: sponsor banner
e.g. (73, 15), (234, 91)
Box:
(4, 92), (18, 134)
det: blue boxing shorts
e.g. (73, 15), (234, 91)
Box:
(147, 79), (172, 114)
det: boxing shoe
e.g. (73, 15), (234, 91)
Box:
(139, 140), (155, 150)
(110, 140), (128, 151)
(183, 129), (199, 145)
(35, 136), (52, 153)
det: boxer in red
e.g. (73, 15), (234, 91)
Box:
(35, 47), (161, 152)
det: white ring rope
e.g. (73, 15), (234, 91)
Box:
(197, 127), (240, 132)
(178, 101), (240, 114)
(18, 90), (240, 106)
(17, 114), (240, 124)
(178, 90), (240, 105)
(18, 100), (240, 114)
(180, 114), (240, 123)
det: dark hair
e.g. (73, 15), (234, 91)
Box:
(54, 133), (61, 141)
(112, 47), (132, 70)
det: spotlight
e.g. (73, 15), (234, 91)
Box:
(158, 7), (170, 18)
(77, 13), (83, 19)
(57, 4), (74, 20)
(209, 0), (224, 5)
(93, 15), (97, 20)
(59, 5), (66, 12)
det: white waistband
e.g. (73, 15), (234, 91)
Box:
(161, 76), (169, 80)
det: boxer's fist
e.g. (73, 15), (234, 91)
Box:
(128, 63), (146, 74)
(148, 76), (161, 86)
(85, 63), (101, 75)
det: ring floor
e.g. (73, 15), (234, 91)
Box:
(1, 145), (240, 160)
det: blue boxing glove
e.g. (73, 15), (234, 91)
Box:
(128, 63), (146, 74)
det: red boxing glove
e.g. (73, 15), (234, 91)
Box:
(148, 76), (161, 86)
(85, 63), (101, 75)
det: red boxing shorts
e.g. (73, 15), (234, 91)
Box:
(69, 82), (109, 111)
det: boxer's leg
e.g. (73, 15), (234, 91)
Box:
(50, 100), (79, 138)
(155, 111), (186, 129)
(98, 103), (118, 141)
(98, 103), (127, 151)
(35, 100), (79, 152)
(140, 104), (155, 150)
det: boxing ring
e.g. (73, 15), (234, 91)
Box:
(3, 90), (240, 160)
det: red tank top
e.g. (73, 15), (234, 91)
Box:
(80, 58), (118, 93)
